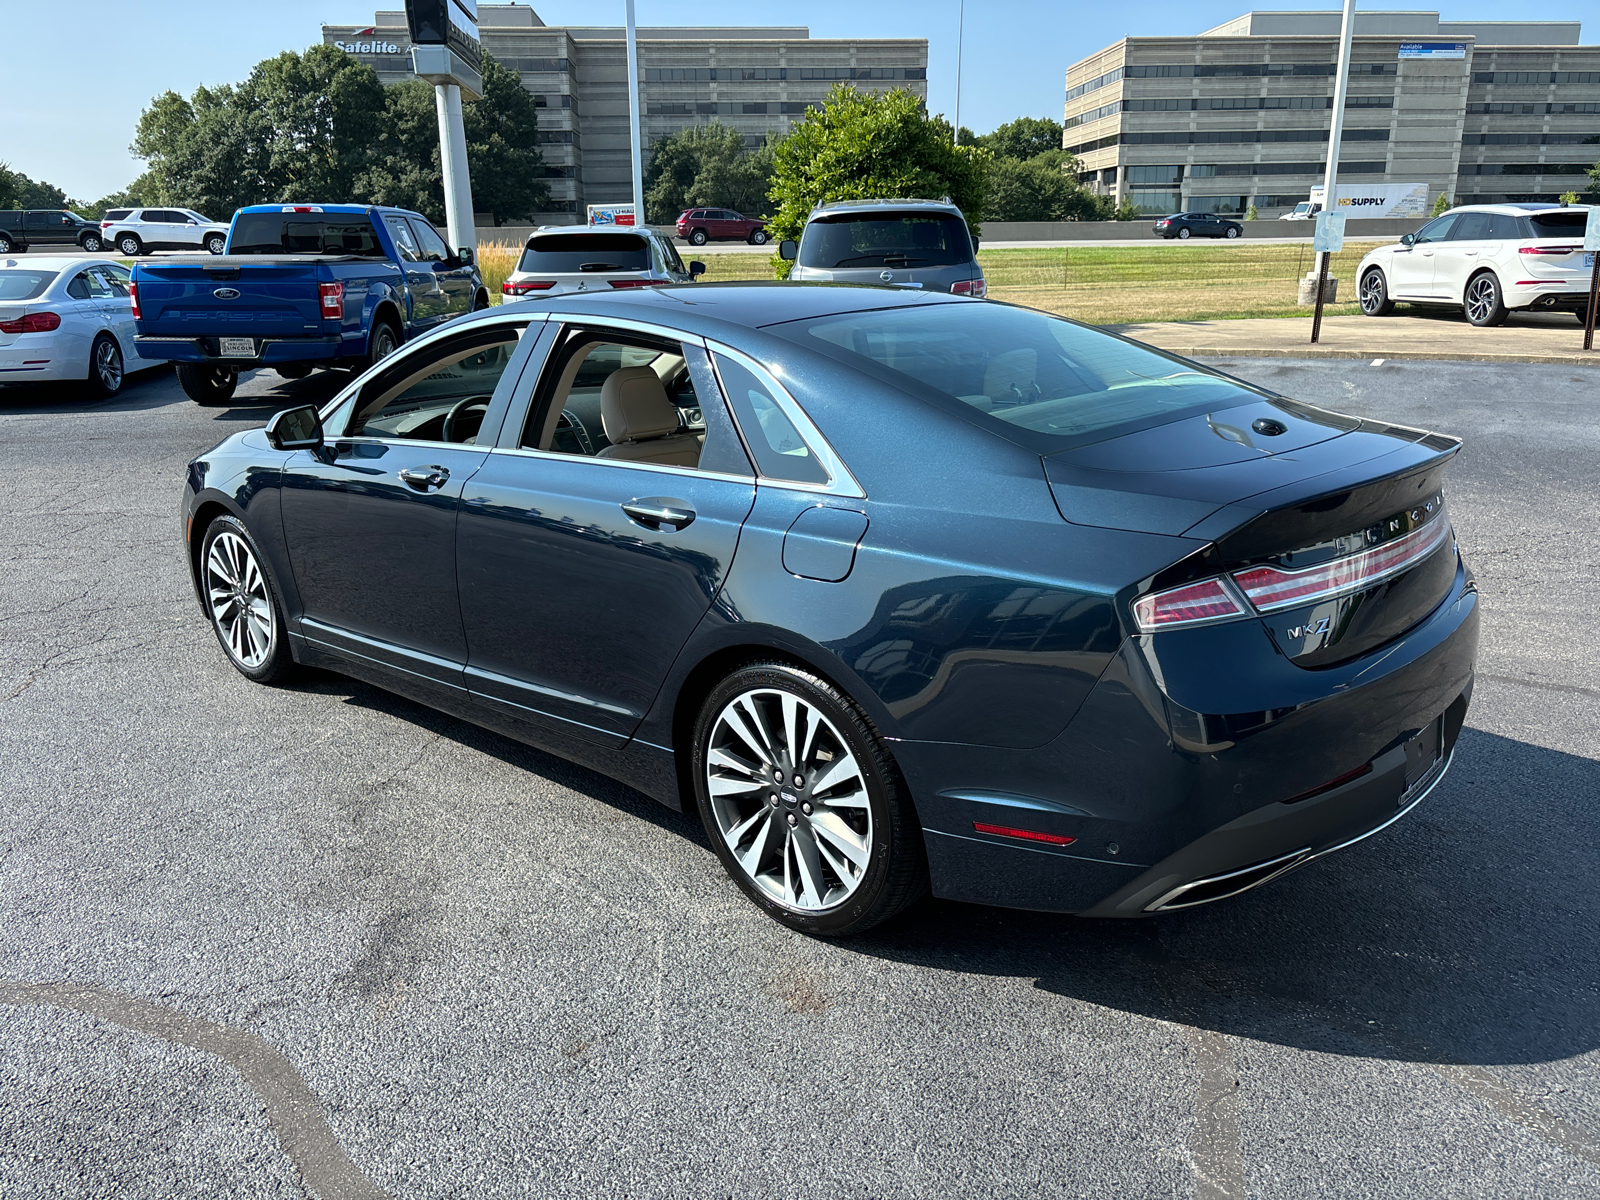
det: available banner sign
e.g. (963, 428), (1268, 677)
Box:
(1328, 182), (1429, 219)
(1398, 42), (1467, 59)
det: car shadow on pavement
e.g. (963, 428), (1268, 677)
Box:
(843, 726), (1600, 1070)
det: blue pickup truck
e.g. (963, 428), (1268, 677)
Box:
(131, 204), (488, 404)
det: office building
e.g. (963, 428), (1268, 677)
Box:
(1063, 11), (1598, 216)
(324, 4), (928, 223)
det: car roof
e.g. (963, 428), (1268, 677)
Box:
(806, 198), (966, 221)
(1444, 203), (1594, 216)
(1, 255), (108, 271)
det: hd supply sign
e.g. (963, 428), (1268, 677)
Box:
(1398, 42), (1467, 59)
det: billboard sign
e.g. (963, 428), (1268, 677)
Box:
(588, 204), (637, 227)
(1398, 43), (1467, 59)
(1312, 182), (1429, 219)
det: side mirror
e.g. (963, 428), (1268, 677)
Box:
(778, 239), (798, 261)
(971, 236), (981, 251)
(689, 260), (706, 277)
(265, 404), (324, 451)
(1399, 233), (1416, 247)
(457, 247), (474, 266)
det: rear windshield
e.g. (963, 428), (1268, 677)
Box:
(518, 233), (651, 273)
(1526, 211), (1588, 236)
(780, 302), (1262, 451)
(798, 213), (974, 269)
(0, 271), (57, 301)
(228, 213), (387, 256)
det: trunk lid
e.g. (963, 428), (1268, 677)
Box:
(132, 257), (331, 337)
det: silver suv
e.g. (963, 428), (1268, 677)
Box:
(780, 199), (986, 295)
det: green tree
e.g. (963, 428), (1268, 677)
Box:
(0, 164), (82, 211)
(352, 80), (444, 220)
(973, 116), (1064, 161)
(643, 123), (775, 223)
(463, 53), (549, 223)
(768, 85), (989, 268)
(1430, 192), (1453, 217)
(1588, 157), (1600, 197)
(1246, 204), (1259, 220)
(983, 153), (1105, 222)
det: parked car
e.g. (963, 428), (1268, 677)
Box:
(501, 227), (704, 299)
(780, 198), (986, 295)
(676, 208), (769, 246)
(1357, 203), (1595, 327)
(131, 203), (489, 404)
(0, 256), (163, 395)
(102, 208), (231, 256)
(0, 210), (106, 253)
(1154, 212), (1243, 240)
(181, 284), (1476, 936)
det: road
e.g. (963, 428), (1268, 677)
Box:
(1, 356), (1597, 1198)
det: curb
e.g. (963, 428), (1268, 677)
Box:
(1107, 341), (1600, 367)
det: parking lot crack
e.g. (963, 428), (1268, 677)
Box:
(1183, 1026), (1246, 1200)
(0, 980), (392, 1200)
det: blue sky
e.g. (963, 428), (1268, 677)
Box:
(6, 0), (1590, 203)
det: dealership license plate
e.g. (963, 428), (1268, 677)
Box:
(219, 337), (256, 358)
(1586, 253), (1595, 268)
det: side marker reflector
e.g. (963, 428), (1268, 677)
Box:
(973, 822), (1076, 846)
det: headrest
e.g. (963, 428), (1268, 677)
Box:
(983, 348), (1038, 402)
(601, 367), (679, 443)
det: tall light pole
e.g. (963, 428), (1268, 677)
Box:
(1310, 0), (1357, 344)
(626, 0), (645, 226)
(953, 0), (965, 144)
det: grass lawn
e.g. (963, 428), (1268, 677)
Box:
(476, 238), (1387, 323)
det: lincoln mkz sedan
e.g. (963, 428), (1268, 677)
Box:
(182, 285), (1478, 935)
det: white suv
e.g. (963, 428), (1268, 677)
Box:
(102, 208), (231, 257)
(1357, 203), (1593, 327)
(501, 227), (704, 298)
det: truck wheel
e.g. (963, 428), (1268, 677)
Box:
(275, 364), (313, 380)
(689, 228), (708, 246)
(367, 321), (400, 367)
(177, 363), (237, 406)
(472, 290), (491, 311)
(80, 233), (105, 253)
(0, 234), (13, 254)
(205, 234), (226, 255)
(118, 234), (143, 257)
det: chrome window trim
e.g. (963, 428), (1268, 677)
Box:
(705, 338), (865, 500)
(481, 443), (756, 489)
(545, 312), (708, 347)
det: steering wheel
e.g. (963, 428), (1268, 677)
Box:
(442, 396), (491, 444)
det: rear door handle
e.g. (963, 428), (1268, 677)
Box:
(399, 465), (450, 490)
(622, 498), (695, 531)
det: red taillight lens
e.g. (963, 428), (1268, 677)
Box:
(319, 281), (344, 319)
(129, 282), (140, 319)
(608, 278), (655, 288)
(502, 280), (555, 295)
(973, 822), (1076, 846)
(950, 279), (988, 297)
(1133, 578), (1247, 632)
(0, 311), (62, 334)
(101, 220), (112, 228)
(1231, 518), (1450, 613)
(1519, 244), (1582, 256)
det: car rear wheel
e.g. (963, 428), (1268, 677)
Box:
(747, 229), (768, 246)
(200, 515), (295, 684)
(205, 234), (226, 255)
(85, 335), (124, 398)
(177, 363), (237, 405)
(1177, 227), (1192, 240)
(688, 229), (708, 246)
(1359, 268), (1394, 317)
(80, 233), (104, 252)
(472, 290), (490, 311)
(691, 661), (928, 936)
(117, 234), (143, 257)
(1464, 271), (1508, 327)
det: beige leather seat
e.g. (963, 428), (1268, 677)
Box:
(595, 367), (702, 467)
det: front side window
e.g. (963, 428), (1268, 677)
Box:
(1413, 215), (1457, 244)
(384, 216), (423, 262)
(410, 219), (452, 262)
(712, 353), (828, 484)
(350, 326), (529, 443)
(91, 265), (131, 297)
(782, 302), (1268, 452)
(798, 213), (974, 269)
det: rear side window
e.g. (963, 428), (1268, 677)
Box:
(517, 233), (651, 273)
(0, 271), (57, 300)
(229, 213), (386, 256)
(1527, 211), (1587, 237)
(713, 352), (829, 484)
(104, 209), (132, 222)
(798, 212), (974, 269)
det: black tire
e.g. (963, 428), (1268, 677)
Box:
(691, 661), (928, 937)
(367, 320), (400, 367)
(205, 234), (226, 255)
(1177, 227), (1192, 240)
(1359, 268), (1395, 317)
(117, 234), (143, 257)
(688, 228), (708, 246)
(1464, 271), (1508, 327)
(275, 364), (312, 380)
(1224, 226), (1240, 239)
(80, 233), (104, 253)
(471, 290), (491, 311)
(198, 514), (296, 684)
(177, 363), (237, 405)
(84, 334), (124, 398)
(747, 228), (769, 246)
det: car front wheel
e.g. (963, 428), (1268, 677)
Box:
(692, 661), (928, 936)
(1464, 271), (1508, 327)
(747, 228), (768, 246)
(81, 234), (104, 252)
(1360, 268), (1395, 316)
(688, 229), (708, 246)
(177, 363), (237, 405)
(1224, 226), (1240, 239)
(200, 515), (295, 683)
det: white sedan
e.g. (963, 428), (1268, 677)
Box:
(0, 256), (164, 395)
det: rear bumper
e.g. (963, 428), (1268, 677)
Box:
(134, 335), (343, 366)
(1505, 284), (1591, 311)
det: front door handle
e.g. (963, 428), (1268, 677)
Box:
(399, 465), (450, 490)
(622, 498), (695, 531)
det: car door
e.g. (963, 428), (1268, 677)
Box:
(383, 214), (447, 330)
(409, 217), (474, 316)
(278, 317), (542, 700)
(89, 264), (145, 367)
(26, 211), (72, 247)
(1388, 214), (1456, 298)
(60, 268), (104, 364)
(455, 320), (757, 746)
(1435, 211), (1492, 301)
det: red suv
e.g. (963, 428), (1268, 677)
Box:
(676, 208), (769, 247)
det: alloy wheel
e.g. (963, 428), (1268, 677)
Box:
(205, 531), (274, 668)
(1178, 227), (1192, 239)
(705, 687), (873, 913)
(1361, 271), (1386, 314)
(119, 236), (140, 256)
(82, 235), (103, 252)
(94, 338), (123, 394)
(1466, 276), (1497, 324)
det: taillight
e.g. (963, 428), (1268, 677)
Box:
(502, 280), (555, 295)
(319, 281), (344, 319)
(1133, 578), (1248, 631)
(101, 220), (112, 228)
(0, 311), (62, 333)
(950, 279), (987, 297)
(1519, 244), (1582, 256)
(129, 282), (140, 319)
(1231, 518), (1450, 613)
(608, 278), (655, 289)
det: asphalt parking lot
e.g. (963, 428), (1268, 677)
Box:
(1, 356), (1597, 1199)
